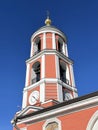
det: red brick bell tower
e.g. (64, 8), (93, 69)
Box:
(11, 16), (83, 130)
(22, 16), (78, 110)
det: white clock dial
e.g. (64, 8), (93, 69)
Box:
(29, 91), (39, 105)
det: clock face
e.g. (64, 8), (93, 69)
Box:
(29, 91), (39, 105)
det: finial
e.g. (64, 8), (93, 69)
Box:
(45, 11), (51, 26)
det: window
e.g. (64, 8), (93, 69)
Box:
(43, 118), (61, 130)
(58, 37), (63, 53)
(60, 61), (66, 83)
(59, 61), (70, 85)
(46, 122), (58, 130)
(86, 110), (98, 130)
(33, 37), (41, 55)
(31, 61), (40, 84)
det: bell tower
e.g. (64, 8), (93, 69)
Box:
(22, 16), (78, 109)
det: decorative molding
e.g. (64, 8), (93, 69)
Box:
(26, 49), (73, 65)
(43, 117), (62, 130)
(25, 63), (30, 87)
(22, 90), (27, 109)
(86, 110), (98, 130)
(40, 83), (45, 102)
(24, 78), (77, 92)
(41, 55), (45, 78)
(55, 55), (60, 79)
(18, 105), (43, 117)
(52, 33), (56, 49)
(17, 95), (98, 124)
(57, 83), (63, 102)
(31, 26), (67, 43)
(20, 127), (27, 130)
(43, 33), (46, 49)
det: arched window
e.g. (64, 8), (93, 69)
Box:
(46, 122), (58, 130)
(60, 61), (66, 83)
(58, 37), (63, 53)
(33, 37), (41, 55)
(43, 118), (61, 130)
(86, 110), (98, 130)
(31, 62), (40, 84)
(60, 61), (70, 85)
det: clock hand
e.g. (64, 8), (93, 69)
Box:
(32, 96), (38, 101)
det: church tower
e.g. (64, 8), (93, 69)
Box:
(22, 16), (78, 109)
(11, 16), (78, 130)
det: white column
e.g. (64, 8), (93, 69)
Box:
(70, 64), (75, 87)
(55, 55), (60, 79)
(43, 33), (46, 49)
(52, 33), (56, 49)
(57, 84), (63, 102)
(62, 42), (66, 55)
(41, 55), (45, 79)
(22, 90), (27, 109)
(40, 83), (45, 102)
(65, 44), (68, 57)
(66, 65), (70, 84)
(30, 41), (33, 57)
(25, 63), (30, 87)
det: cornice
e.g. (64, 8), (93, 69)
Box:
(31, 26), (67, 43)
(23, 78), (77, 92)
(16, 91), (98, 124)
(26, 49), (73, 65)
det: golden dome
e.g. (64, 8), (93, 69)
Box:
(45, 17), (51, 26)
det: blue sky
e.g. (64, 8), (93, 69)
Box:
(0, 0), (98, 129)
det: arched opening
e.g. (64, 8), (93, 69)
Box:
(59, 61), (70, 85)
(31, 61), (40, 84)
(60, 61), (66, 83)
(86, 110), (98, 130)
(33, 37), (41, 55)
(58, 37), (63, 53)
(43, 118), (61, 130)
(46, 122), (58, 130)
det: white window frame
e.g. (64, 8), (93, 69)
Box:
(86, 110), (98, 130)
(43, 118), (62, 130)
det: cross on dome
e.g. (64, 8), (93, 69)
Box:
(45, 11), (52, 26)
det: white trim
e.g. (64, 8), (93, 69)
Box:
(43, 118), (62, 130)
(43, 33), (46, 49)
(31, 27), (67, 43)
(17, 95), (98, 124)
(86, 110), (98, 130)
(24, 78), (77, 92)
(65, 44), (68, 57)
(41, 55), (45, 78)
(30, 41), (33, 57)
(62, 42), (66, 55)
(57, 83), (63, 102)
(22, 90), (27, 109)
(52, 33), (56, 49)
(25, 63), (30, 87)
(26, 50), (73, 65)
(40, 83), (45, 102)
(18, 106), (43, 117)
(70, 64), (75, 87)
(55, 55), (60, 79)
(41, 99), (59, 105)
(20, 127), (27, 130)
